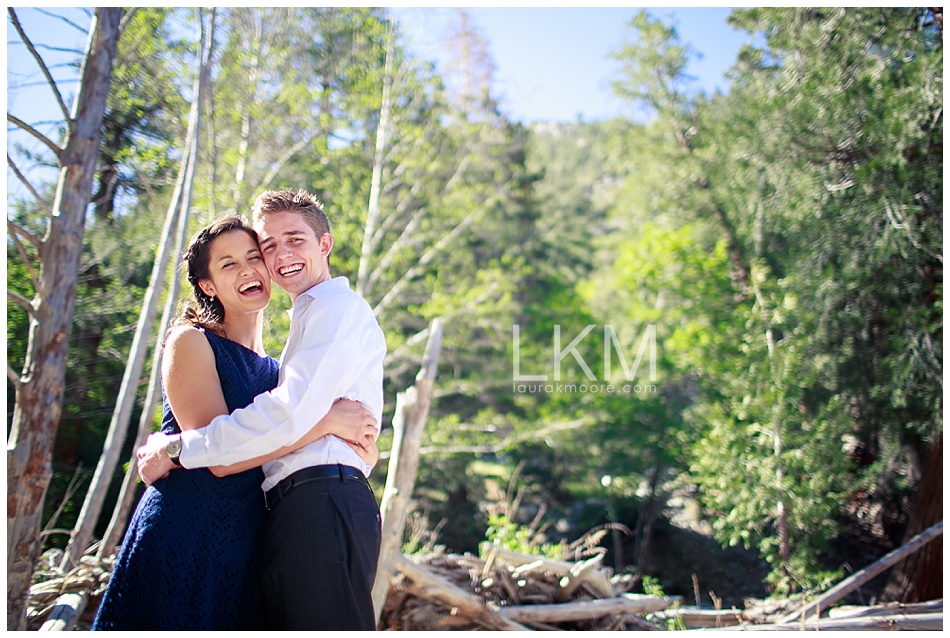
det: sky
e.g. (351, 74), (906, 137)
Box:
(392, 7), (751, 123)
(7, 7), (750, 124)
(6, 7), (751, 198)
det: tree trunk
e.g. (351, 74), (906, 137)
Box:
(6, 8), (122, 629)
(60, 9), (216, 572)
(356, 16), (394, 298)
(371, 318), (442, 624)
(882, 435), (942, 602)
(96, 61), (206, 560)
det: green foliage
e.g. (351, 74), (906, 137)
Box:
(7, 6), (939, 596)
(605, 6), (941, 594)
(481, 513), (562, 560)
(641, 576), (687, 630)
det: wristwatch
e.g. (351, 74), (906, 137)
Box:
(166, 435), (183, 467)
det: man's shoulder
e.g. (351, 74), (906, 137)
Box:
(312, 278), (374, 313)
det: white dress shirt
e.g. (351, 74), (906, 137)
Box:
(179, 276), (386, 491)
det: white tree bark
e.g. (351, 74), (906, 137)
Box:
(60, 9), (217, 572)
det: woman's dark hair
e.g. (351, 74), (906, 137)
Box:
(173, 215), (259, 335)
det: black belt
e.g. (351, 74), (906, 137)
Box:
(264, 464), (369, 511)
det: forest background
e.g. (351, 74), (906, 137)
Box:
(6, 6), (943, 625)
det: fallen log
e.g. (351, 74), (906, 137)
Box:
(392, 552), (529, 631)
(828, 599), (942, 619)
(777, 521), (943, 624)
(715, 611), (943, 631)
(652, 606), (748, 628)
(38, 593), (86, 632)
(495, 594), (674, 624)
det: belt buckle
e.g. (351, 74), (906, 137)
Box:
(265, 478), (288, 511)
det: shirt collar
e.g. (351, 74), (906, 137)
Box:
(286, 276), (349, 321)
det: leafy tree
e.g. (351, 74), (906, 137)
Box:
(606, 7), (941, 594)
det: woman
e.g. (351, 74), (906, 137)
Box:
(93, 216), (375, 630)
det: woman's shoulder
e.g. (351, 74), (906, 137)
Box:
(165, 324), (208, 348)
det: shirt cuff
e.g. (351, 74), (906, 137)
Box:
(179, 428), (210, 469)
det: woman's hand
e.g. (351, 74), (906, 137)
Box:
(312, 398), (377, 448)
(345, 434), (380, 469)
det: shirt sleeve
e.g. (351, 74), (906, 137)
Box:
(179, 291), (376, 468)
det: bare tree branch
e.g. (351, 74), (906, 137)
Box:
(255, 133), (317, 193)
(36, 7), (91, 34)
(366, 206), (427, 296)
(8, 289), (36, 318)
(7, 114), (64, 162)
(8, 364), (23, 390)
(8, 223), (43, 295)
(7, 155), (53, 216)
(8, 8), (71, 122)
(118, 8), (136, 34)
(373, 193), (500, 318)
(7, 218), (42, 250)
(379, 418), (593, 460)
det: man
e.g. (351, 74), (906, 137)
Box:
(137, 189), (386, 630)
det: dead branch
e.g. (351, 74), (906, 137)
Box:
(828, 599), (942, 619)
(8, 156), (53, 216)
(7, 8), (70, 121)
(489, 546), (615, 599)
(8, 290), (36, 318)
(497, 595), (675, 624)
(6, 114), (64, 161)
(8, 364), (23, 390)
(715, 612), (943, 631)
(8, 225), (43, 296)
(777, 520), (943, 624)
(392, 552), (529, 631)
(372, 193), (499, 317)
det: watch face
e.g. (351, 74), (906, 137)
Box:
(167, 439), (182, 457)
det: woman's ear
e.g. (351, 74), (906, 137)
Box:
(198, 280), (215, 299)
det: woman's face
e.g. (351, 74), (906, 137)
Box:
(199, 229), (271, 317)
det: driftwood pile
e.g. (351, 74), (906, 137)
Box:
(378, 545), (943, 631)
(26, 550), (112, 630)
(379, 546), (676, 631)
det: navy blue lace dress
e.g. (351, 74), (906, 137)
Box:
(93, 329), (279, 630)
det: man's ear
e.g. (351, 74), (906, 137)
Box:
(321, 232), (334, 257)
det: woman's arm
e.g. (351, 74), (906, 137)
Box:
(209, 399), (379, 477)
(162, 327), (231, 434)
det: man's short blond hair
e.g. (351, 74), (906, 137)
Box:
(251, 189), (330, 238)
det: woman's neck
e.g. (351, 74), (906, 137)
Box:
(220, 312), (266, 356)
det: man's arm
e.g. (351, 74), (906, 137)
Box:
(177, 291), (382, 468)
(137, 323), (379, 484)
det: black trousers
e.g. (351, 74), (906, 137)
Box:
(259, 467), (381, 630)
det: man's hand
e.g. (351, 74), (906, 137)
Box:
(344, 434), (380, 469)
(136, 432), (177, 485)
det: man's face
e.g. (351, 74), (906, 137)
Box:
(255, 210), (332, 300)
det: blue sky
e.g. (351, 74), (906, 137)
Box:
(393, 7), (752, 123)
(6, 7), (752, 199)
